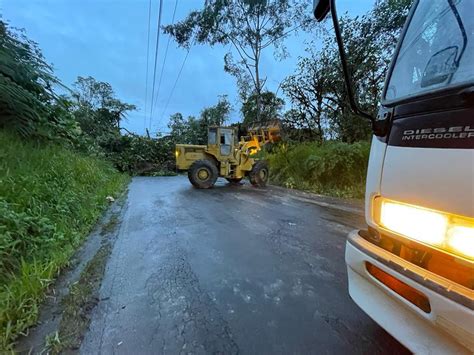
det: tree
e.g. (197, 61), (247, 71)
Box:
(200, 95), (230, 127)
(196, 95), (231, 143)
(282, 0), (411, 142)
(282, 54), (331, 141)
(163, 0), (310, 119)
(241, 91), (284, 125)
(167, 95), (231, 145)
(167, 112), (189, 143)
(0, 20), (76, 138)
(71, 76), (136, 138)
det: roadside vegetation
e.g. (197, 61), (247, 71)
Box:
(265, 0), (409, 197)
(0, 20), (131, 349)
(266, 141), (370, 198)
(0, 132), (128, 350)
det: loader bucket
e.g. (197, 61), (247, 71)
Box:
(247, 119), (281, 144)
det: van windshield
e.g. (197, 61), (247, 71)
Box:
(385, 0), (473, 101)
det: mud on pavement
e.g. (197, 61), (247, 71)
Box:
(15, 193), (128, 354)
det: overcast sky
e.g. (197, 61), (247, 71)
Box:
(1, 0), (374, 135)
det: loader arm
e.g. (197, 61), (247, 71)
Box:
(240, 119), (281, 155)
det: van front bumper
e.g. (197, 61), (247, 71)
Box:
(345, 230), (474, 354)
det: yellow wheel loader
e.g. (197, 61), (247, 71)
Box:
(175, 121), (280, 189)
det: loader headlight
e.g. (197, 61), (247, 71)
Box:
(373, 197), (474, 260)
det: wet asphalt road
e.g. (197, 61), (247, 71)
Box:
(81, 176), (408, 354)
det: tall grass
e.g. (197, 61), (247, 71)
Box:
(266, 141), (370, 198)
(0, 131), (129, 350)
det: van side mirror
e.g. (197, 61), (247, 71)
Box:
(313, 0), (330, 22)
(312, 0), (382, 135)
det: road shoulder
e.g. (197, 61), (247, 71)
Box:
(14, 193), (128, 354)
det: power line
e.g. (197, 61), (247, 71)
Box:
(159, 48), (190, 125)
(152, 0), (179, 117)
(148, 0), (164, 130)
(143, 0), (152, 131)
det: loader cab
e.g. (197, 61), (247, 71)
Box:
(207, 126), (237, 158)
(313, 0), (473, 353)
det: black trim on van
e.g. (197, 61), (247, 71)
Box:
(384, 85), (474, 149)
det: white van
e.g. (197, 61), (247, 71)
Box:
(313, 0), (474, 353)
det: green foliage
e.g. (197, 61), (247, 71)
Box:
(200, 95), (230, 127)
(241, 91), (284, 126)
(0, 20), (80, 140)
(0, 131), (129, 350)
(266, 141), (371, 198)
(72, 76), (136, 136)
(167, 96), (231, 145)
(67, 76), (176, 176)
(282, 0), (411, 143)
(101, 134), (176, 175)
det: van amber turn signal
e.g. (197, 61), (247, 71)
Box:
(372, 197), (474, 260)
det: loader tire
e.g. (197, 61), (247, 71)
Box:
(226, 178), (242, 184)
(188, 159), (218, 189)
(249, 160), (269, 187)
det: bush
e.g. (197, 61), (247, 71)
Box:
(0, 131), (129, 349)
(99, 134), (176, 175)
(266, 141), (370, 198)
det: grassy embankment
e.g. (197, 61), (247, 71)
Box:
(0, 131), (130, 350)
(266, 141), (370, 198)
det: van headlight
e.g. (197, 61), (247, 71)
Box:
(373, 197), (474, 260)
